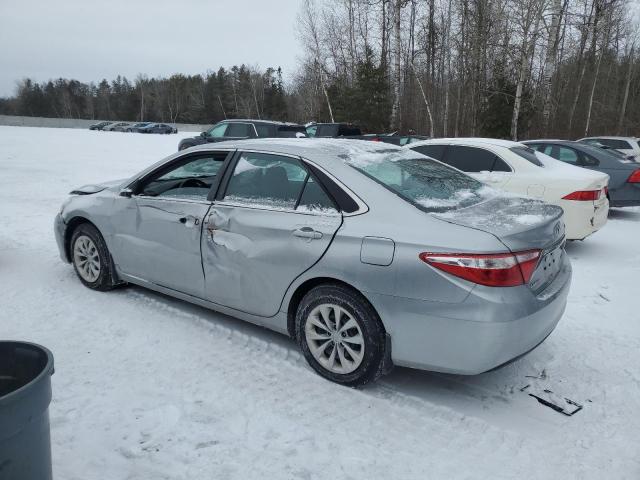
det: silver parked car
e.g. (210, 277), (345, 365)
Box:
(54, 139), (571, 386)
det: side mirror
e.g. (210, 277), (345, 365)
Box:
(119, 188), (133, 198)
(200, 131), (207, 138)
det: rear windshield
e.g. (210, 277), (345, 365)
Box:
(511, 146), (544, 167)
(344, 148), (490, 212)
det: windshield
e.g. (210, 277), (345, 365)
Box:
(344, 148), (490, 212)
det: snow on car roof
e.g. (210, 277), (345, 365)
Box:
(186, 138), (409, 168)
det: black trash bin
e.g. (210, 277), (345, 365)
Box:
(0, 341), (54, 480)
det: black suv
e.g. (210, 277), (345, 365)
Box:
(178, 119), (307, 151)
(306, 123), (362, 137)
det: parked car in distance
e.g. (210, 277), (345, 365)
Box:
(89, 121), (112, 131)
(523, 140), (640, 207)
(306, 123), (362, 137)
(578, 136), (640, 161)
(371, 134), (430, 146)
(178, 119), (307, 150)
(103, 122), (131, 132)
(408, 138), (609, 240)
(138, 123), (177, 134)
(55, 139), (570, 386)
(126, 122), (154, 133)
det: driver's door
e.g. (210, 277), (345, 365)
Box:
(111, 152), (230, 297)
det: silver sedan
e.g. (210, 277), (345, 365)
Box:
(54, 139), (571, 386)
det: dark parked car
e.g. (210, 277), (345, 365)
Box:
(306, 123), (362, 137)
(126, 122), (153, 132)
(523, 139), (640, 207)
(139, 123), (177, 134)
(178, 119), (306, 151)
(89, 121), (112, 131)
(370, 134), (431, 146)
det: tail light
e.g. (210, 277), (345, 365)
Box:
(562, 190), (601, 201)
(604, 186), (609, 197)
(419, 250), (541, 287)
(627, 169), (640, 183)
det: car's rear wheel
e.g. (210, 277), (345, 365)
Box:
(70, 223), (114, 291)
(295, 284), (386, 387)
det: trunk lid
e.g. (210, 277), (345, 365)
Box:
(433, 196), (565, 252)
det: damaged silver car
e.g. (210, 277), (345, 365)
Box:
(54, 139), (571, 386)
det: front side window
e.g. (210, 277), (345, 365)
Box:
(345, 148), (486, 212)
(140, 155), (225, 200)
(306, 125), (318, 137)
(207, 123), (228, 138)
(223, 153), (308, 210)
(442, 145), (499, 172)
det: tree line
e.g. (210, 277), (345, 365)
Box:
(1, 0), (639, 139)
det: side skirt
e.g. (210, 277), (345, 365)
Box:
(117, 271), (290, 335)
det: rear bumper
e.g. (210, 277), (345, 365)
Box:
(366, 254), (572, 374)
(559, 198), (608, 240)
(610, 183), (640, 207)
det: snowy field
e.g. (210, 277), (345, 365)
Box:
(1, 125), (639, 479)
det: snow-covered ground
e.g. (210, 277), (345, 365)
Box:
(1, 126), (639, 479)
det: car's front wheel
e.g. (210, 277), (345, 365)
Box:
(70, 223), (115, 291)
(295, 284), (387, 387)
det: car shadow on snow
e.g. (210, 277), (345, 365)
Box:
(608, 207), (640, 222)
(118, 284), (558, 430)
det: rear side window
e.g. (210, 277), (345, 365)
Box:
(411, 144), (446, 161)
(277, 125), (307, 138)
(442, 145), (501, 172)
(225, 123), (253, 137)
(556, 146), (579, 164)
(510, 146), (544, 167)
(255, 124), (276, 137)
(297, 177), (338, 213)
(223, 153), (308, 210)
(596, 138), (633, 149)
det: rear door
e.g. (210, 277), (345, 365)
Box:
(202, 151), (342, 317)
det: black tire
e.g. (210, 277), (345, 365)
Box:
(295, 283), (386, 387)
(70, 223), (115, 291)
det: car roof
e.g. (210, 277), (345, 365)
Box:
(186, 138), (405, 167)
(220, 119), (303, 127)
(580, 136), (638, 140)
(409, 137), (523, 149)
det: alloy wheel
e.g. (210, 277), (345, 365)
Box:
(73, 235), (101, 282)
(304, 304), (365, 374)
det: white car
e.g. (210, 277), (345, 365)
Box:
(579, 136), (640, 162)
(408, 138), (609, 240)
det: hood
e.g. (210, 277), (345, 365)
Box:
(433, 196), (565, 252)
(70, 178), (126, 195)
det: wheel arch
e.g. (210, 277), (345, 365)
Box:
(286, 276), (386, 339)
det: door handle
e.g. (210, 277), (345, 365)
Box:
(178, 215), (199, 227)
(293, 227), (323, 240)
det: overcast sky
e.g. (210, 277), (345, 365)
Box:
(0, 0), (303, 97)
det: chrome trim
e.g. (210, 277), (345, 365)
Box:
(213, 200), (341, 218)
(133, 194), (213, 206)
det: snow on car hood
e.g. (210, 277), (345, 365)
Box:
(70, 178), (126, 195)
(434, 194), (565, 251)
